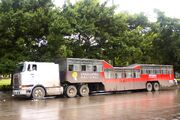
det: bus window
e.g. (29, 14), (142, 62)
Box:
(150, 69), (154, 74)
(68, 65), (73, 71)
(105, 69), (114, 79)
(145, 69), (149, 74)
(167, 66), (173, 74)
(74, 64), (80, 71)
(96, 65), (103, 72)
(141, 68), (146, 74)
(86, 65), (92, 72)
(115, 71), (123, 78)
(104, 69), (109, 78)
(93, 66), (97, 72)
(161, 66), (167, 74)
(154, 69), (161, 74)
(123, 72), (126, 78)
(118, 72), (123, 78)
(81, 65), (86, 71)
(68, 64), (80, 71)
(110, 71), (114, 78)
(134, 70), (140, 78)
(115, 73), (118, 78)
(146, 69), (154, 74)
(125, 70), (132, 78)
(153, 66), (161, 74)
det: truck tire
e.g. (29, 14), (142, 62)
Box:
(65, 85), (77, 98)
(78, 84), (89, 97)
(32, 87), (45, 99)
(153, 82), (160, 91)
(146, 82), (153, 92)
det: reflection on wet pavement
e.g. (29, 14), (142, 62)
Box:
(0, 88), (180, 120)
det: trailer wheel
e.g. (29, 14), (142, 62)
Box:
(153, 82), (160, 91)
(78, 84), (89, 97)
(65, 85), (77, 98)
(32, 87), (45, 99)
(146, 82), (153, 92)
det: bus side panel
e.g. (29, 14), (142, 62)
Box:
(158, 80), (174, 87)
(103, 82), (118, 91)
(124, 78), (134, 90)
(102, 78), (146, 91)
(64, 71), (103, 83)
(158, 74), (175, 87)
(102, 79), (124, 91)
(133, 78), (146, 90)
(116, 79), (124, 91)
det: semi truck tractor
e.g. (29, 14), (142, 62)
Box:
(12, 58), (176, 99)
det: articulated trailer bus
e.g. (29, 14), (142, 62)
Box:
(12, 58), (176, 99)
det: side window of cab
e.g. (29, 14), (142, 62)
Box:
(27, 64), (37, 71)
(32, 64), (37, 71)
(27, 64), (31, 71)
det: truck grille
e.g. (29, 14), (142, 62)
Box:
(13, 76), (20, 89)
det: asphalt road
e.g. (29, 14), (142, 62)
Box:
(0, 87), (180, 120)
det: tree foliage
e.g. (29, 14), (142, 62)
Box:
(0, 0), (180, 73)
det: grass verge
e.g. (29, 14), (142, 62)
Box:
(0, 79), (11, 90)
(0, 79), (11, 85)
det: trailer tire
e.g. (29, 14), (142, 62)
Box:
(153, 82), (160, 91)
(146, 82), (153, 92)
(32, 87), (45, 99)
(78, 84), (89, 97)
(65, 85), (77, 98)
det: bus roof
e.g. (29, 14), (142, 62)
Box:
(114, 64), (173, 70)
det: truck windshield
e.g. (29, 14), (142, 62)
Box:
(14, 64), (25, 73)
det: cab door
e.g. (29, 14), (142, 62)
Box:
(23, 64), (38, 85)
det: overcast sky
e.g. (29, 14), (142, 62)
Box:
(53, 0), (180, 21)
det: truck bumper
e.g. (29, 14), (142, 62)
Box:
(13, 89), (32, 97)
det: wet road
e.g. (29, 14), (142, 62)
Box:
(1, 88), (180, 120)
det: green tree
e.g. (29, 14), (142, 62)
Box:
(0, 0), (72, 73)
(152, 9), (180, 70)
(62, 0), (127, 63)
(107, 13), (157, 66)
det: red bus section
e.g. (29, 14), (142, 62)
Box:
(57, 58), (176, 94)
(103, 64), (175, 91)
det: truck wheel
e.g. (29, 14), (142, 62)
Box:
(78, 84), (89, 97)
(146, 82), (153, 92)
(153, 82), (160, 91)
(32, 87), (45, 99)
(65, 85), (77, 98)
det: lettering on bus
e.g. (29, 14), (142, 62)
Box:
(148, 74), (157, 78)
(80, 73), (99, 79)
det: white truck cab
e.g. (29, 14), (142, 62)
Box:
(12, 62), (63, 99)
